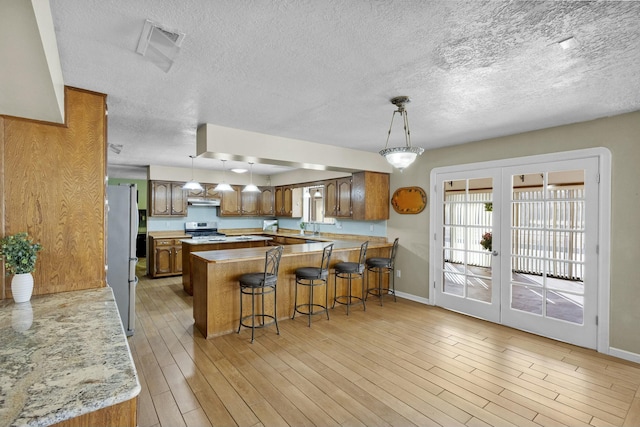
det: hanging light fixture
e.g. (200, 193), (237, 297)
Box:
(379, 96), (424, 172)
(213, 159), (234, 192)
(242, 162), (260, 193)
(313, 187), (322, 198)
(182, 155), (204, 191)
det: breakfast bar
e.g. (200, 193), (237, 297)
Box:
(190, 238), (393, 338)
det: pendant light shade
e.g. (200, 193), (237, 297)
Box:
(183, 155), (204, 191)
(213, 159), (234, 192)
(379, 96), (424, 172)
(242, 162), (260, 193)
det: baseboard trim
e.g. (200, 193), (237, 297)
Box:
(394, 291), (431, 305)
(609, 347), (640, 364)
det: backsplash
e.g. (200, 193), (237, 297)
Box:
(147, 206), (387, 237)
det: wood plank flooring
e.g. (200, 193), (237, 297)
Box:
(130, 264), (640, 427)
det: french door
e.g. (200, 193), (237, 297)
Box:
(432, 152), (603, 349)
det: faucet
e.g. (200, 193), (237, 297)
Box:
(313, 222), (320, 236)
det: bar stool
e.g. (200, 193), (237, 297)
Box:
(333, 241), (368, 315)
(237, 246), (284, 343)
(366, 238), (399, 305)
(292, 243), (334, 326)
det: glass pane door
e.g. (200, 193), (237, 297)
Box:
(501, 159), (598, 348)
(435, 170), (501, 323)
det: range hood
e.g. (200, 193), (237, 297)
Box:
(187, 198), (220, 207)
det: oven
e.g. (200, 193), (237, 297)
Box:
(184, 222), (226, 240)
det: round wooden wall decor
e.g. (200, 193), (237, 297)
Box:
(391, 186), (427, 214)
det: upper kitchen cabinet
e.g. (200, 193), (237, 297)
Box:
(150, 181), (187, 217)
(275, 185), (302, 217)
(241, 188), (260, 215)
(187, 184), (222, 201)
(351, 171), (390, 220)
(218, 185), (276, 217)
(260, 187), (275, 216)
(219, 185), (242, 216)
(325, 176), (352, 218)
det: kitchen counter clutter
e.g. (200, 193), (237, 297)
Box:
(0, 287), (140, 427)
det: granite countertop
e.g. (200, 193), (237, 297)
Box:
(192, 239), (392, 263)
(0, 287), (140, 427)
(181, 235), (274, 245)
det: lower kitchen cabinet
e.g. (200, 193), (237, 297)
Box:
(149, 236), (184, 278)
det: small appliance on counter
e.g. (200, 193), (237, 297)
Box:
(263, 219), (278, 232)
(185, 221), (226, 240)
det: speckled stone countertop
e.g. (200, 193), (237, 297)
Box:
(0, 287), (140, 427)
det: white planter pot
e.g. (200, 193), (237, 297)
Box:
(11, 272), (34, 303)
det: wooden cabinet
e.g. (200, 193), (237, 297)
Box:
(219, 185), (242, 216)
(274, 186), (292, 216)
(219, 185), (276, 217)
(150, 181), (187, 217)
(149, 236), (184, 278)
(351, 171), (390, 220)
(188, 184), (221, 201)
(325, 176), (352, 218)
(260, 187), (275, 216)
(274, 186), (302, 217)
(241, 189), (260, 215)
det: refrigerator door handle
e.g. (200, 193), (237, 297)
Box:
(128, 275), (138, 334)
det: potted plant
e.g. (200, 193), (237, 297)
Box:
(299, 222), (306, 235)
(0, 232), (42, 303)
(480, 232), (492, 252)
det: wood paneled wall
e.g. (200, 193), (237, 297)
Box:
(1, 87), (107, 298)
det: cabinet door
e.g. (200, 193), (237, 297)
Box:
(282, 186), (293, 216)
(173, 245), (183, 273)
(187, 187), (205, 199)
(241, 190), (260, 216)
(171, 183), (187, 216)
(274, 186), (284, 215)
(220, 186), (242, 216)
(351, 171), (390, 220)
(150, 181), (172, 216)
(336, 177), (352, 218)
(324, 180), (338, 217)
(260, 187), (275, 216)
(154, 245), (173, 275)
(205, 184), (222, 200)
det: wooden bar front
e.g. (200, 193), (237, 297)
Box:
(191, 240), (393, 338)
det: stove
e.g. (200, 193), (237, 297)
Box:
(185, 221), (226, 240)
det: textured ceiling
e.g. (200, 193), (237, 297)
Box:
(49, 0), (640, 176)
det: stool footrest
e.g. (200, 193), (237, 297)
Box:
(293, 303), (329, 317)
(239, 314), (277, 330)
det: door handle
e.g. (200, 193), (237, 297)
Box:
(492, 250), (499, 256)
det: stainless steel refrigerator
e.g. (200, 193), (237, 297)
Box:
(107, 184), (139, 336)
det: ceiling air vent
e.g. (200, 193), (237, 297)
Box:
(136, 20), (185, 72)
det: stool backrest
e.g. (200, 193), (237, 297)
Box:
(263, 246), (284, 286)
(319, 244), (334, 278)
(389, 238), (400, 269)
(357, 241), (369, 273)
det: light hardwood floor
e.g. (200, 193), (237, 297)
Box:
(130, 265), (640, 427)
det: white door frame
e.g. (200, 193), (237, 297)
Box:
(429, 147), (611, 354)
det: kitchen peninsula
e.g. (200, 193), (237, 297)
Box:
(181, 235), (274, 295)
(190, 236), (393, 338)
(0, 288), (140, 427)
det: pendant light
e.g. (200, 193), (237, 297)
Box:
(213, 159), (234, 192)
(242, 162), (260, 193)
(379, 96), (424, 172)
(182, 155), (204, 191)
(313, 187), (322, 198)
